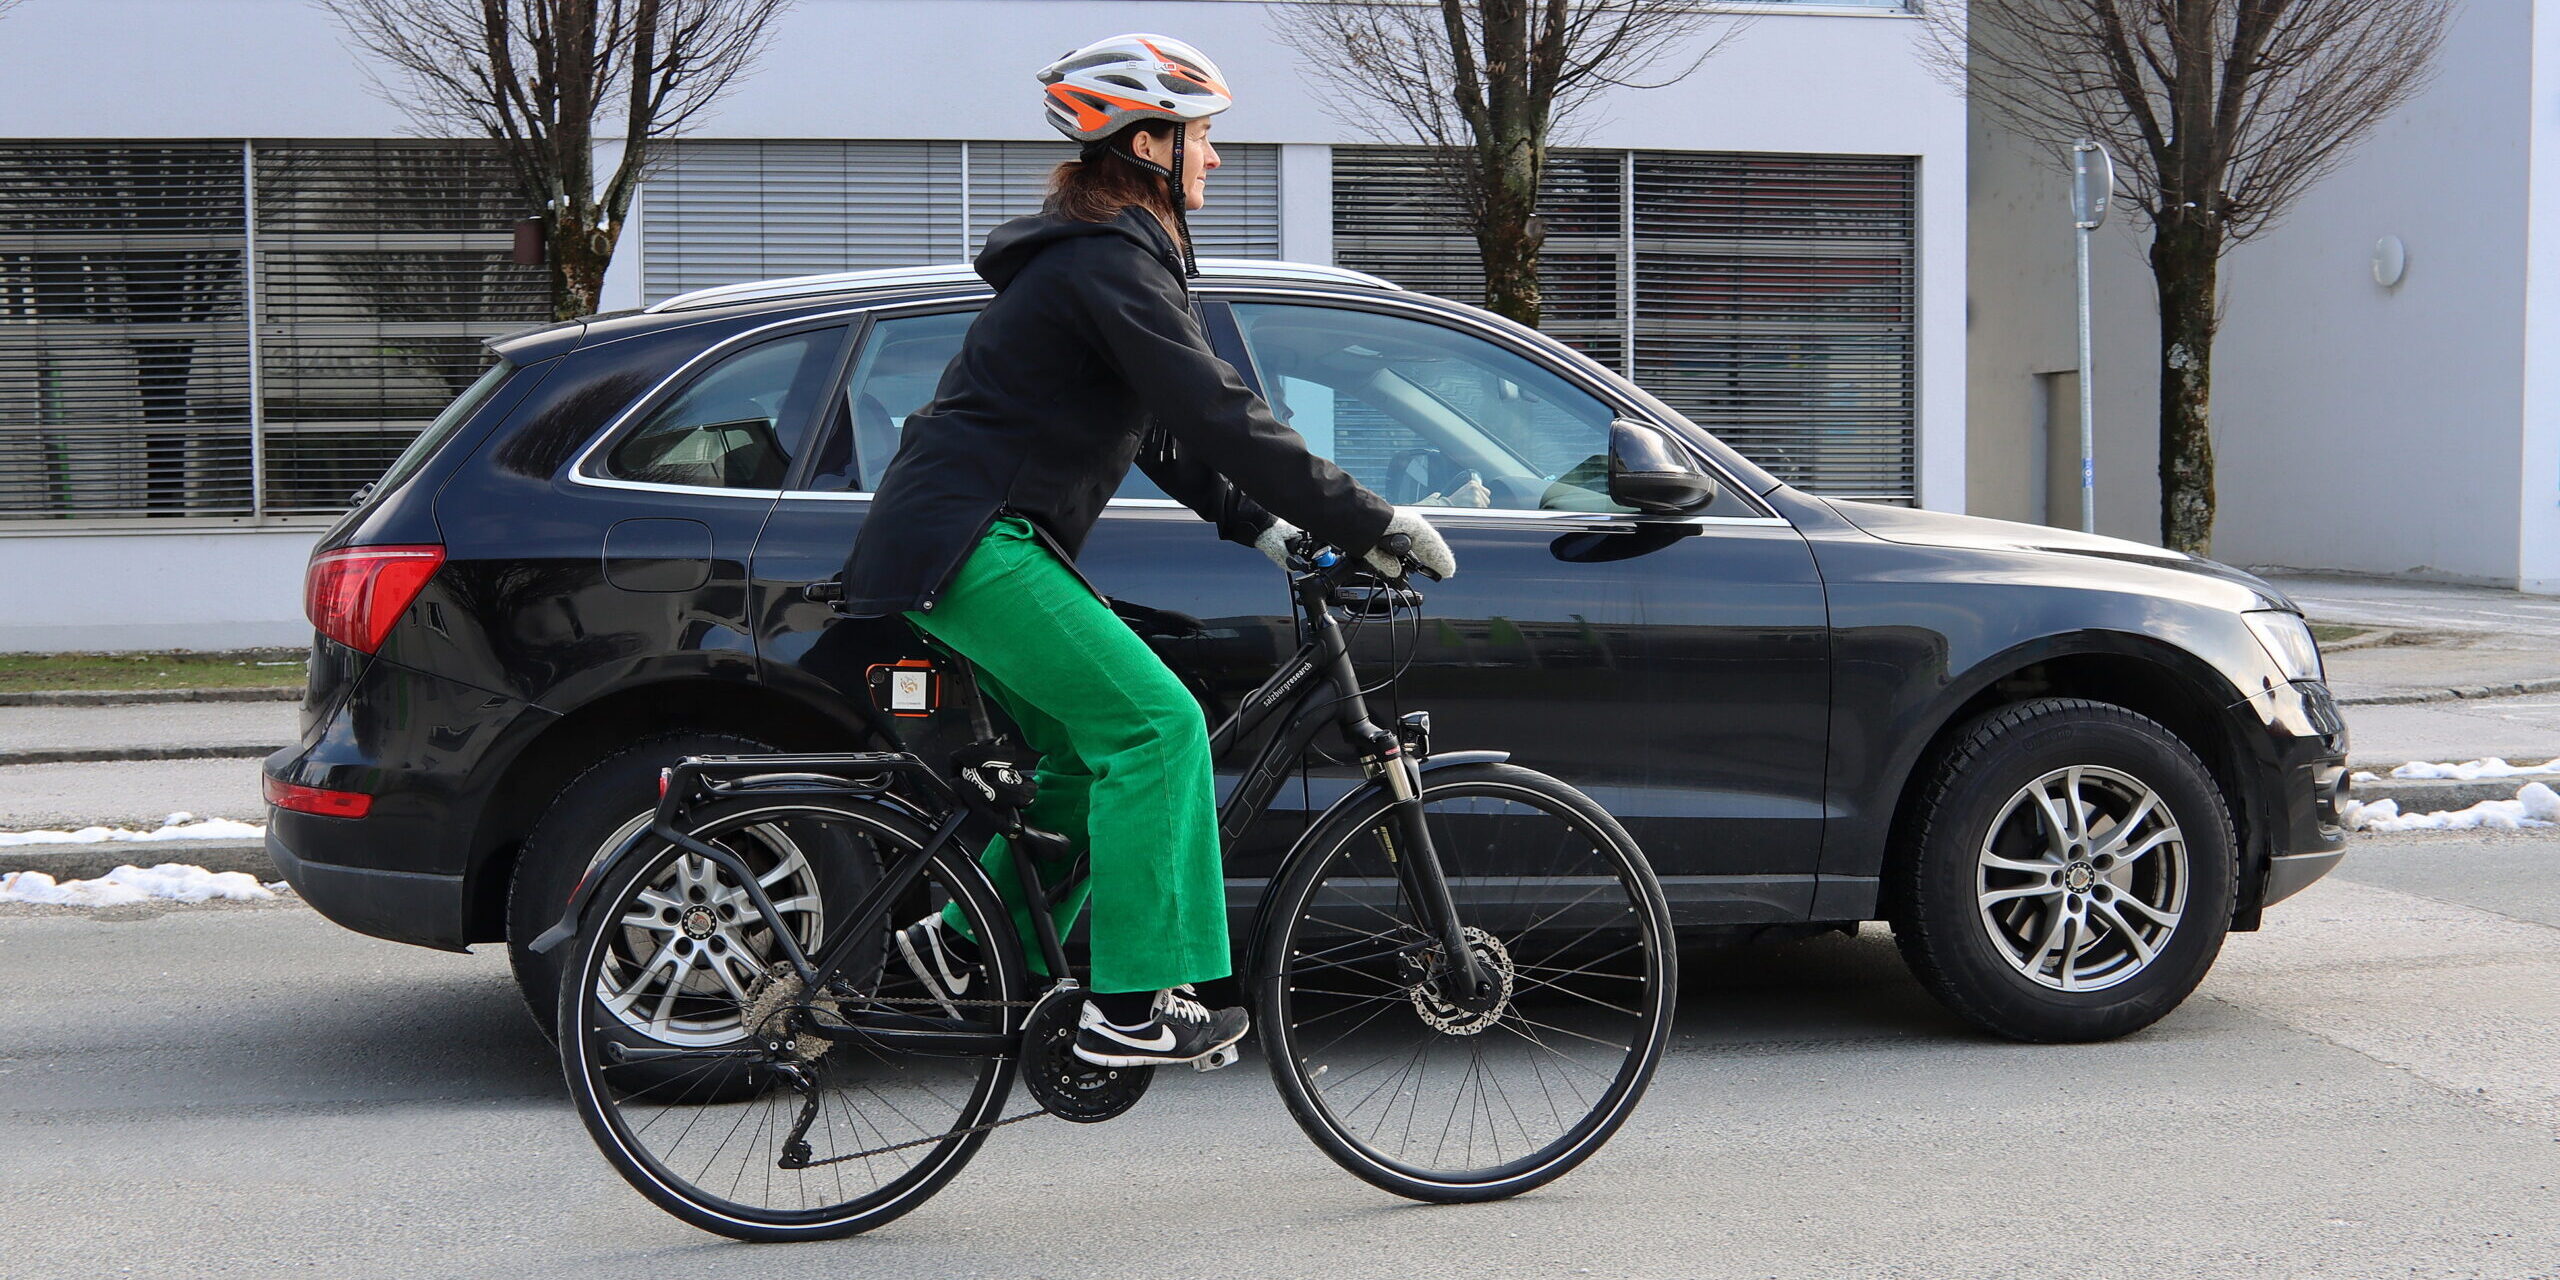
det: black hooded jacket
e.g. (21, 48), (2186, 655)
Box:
(837, 206), (1395, 618)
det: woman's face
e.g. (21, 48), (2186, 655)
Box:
(1131, 118), (1219, 211)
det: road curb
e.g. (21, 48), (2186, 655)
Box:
(0, 687), (300, 707)
(0, 839), (274, 884)
(2346, 775), (2558, 814)
(0, 745), (281, 767)
(2338, 675), (2560, 707)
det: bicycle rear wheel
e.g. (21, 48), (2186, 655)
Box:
(559, 795), (1025, 1240)
(1257, 761), (1675, 1202)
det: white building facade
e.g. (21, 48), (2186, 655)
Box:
(1967, 0), (2560, 594)
(0, 0), (1962, 650)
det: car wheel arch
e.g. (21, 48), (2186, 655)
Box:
(460, 677), (885, 942)
(1874, 633), (2263, 922)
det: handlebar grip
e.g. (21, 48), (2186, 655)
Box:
(1377, 532), (1413, 561)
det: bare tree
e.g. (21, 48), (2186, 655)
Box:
(1274, 1), (1741, 328)
(1929, 0), (2453, 554)
(322, 0), (791, 320)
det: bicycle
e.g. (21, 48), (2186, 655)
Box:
(531, 534), (1678, 1240)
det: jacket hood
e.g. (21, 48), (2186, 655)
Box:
(975, 209), (1174, 290)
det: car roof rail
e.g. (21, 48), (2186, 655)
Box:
(642, 257), (1403, 314)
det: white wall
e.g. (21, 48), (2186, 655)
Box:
(2211, 0), (2532, 584)
(1967, 0), (2545, 588)
(2521, 4), (2560, 594)
(0, 529), (319, 651)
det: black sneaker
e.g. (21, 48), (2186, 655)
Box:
(1072, 985), (1250, 1067)
(893, 914), (974, 1016)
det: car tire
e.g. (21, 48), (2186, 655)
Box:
(1888, 698), (2238, 1043)
(504, 731), (778, 1043)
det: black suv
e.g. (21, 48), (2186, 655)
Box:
(264, 258), (2349, 1047)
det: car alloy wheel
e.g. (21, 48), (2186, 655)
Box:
(592, 814), (827, 1048)
(1975, 764), (2187, 993)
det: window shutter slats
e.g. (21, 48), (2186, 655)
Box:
(1332, 146), (1918, 503)
(640, 140), (1282, 305)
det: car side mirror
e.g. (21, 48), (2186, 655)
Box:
(1606, 419), (1718, 514)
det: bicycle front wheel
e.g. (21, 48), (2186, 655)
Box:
(558, 795), (1025, 1240)
(1257, 761), (1675, 1202)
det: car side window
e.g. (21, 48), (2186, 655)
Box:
(800, 311), (972, 493)
(605, 326), (844, 490)
(1229, 303), (1633, 515)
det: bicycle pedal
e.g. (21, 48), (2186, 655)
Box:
(1193, 1043), (1244, 1073)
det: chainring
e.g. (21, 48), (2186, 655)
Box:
(1020, 987), (1152, 1123)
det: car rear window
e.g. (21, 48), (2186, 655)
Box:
(368, 359), (513, 501)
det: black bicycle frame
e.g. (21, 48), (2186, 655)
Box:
(625, 558), (1487, 1060)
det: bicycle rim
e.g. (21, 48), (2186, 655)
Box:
(561, 799), (1022, 1240)
(1260, 763), (1674, 1200)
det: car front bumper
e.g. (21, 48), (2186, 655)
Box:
(2236, 678), (2350, 918)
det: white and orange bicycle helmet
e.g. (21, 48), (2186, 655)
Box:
(1037, 34), (1233, 277)
(1037, 33), (1233, 143)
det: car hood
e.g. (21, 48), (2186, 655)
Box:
(1822, 499), (2296, 611)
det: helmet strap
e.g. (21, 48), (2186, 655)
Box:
(1167, 125), (1200, 280)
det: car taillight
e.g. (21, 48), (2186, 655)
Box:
(305, 544), (444, 653)
(263, 774), (373, 818)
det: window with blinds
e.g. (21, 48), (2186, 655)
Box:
(254, 142), (547, 515)
(0, 140), (543, 527)
(1332, 147), (1917, 503)
(0, 145), (253, 521)
(639, 140), (1281, 304)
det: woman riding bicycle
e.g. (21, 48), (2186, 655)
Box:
(837, 33), (1455, 1070)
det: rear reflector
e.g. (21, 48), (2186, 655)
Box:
(306, 544), (445, 654)
(263, 774), (373, 819)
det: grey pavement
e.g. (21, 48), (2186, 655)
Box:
(0, 698), (295, 759)
(1, 828), (2555, 1278)
(0, 757), (268, 830)
(2261, 569), (2560, 637)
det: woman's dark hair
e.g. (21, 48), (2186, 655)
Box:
(1045, 120), (1183, 246)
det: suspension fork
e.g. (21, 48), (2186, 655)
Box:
(1362, 729), (1494, 1003)
(1301, 586), (1493, 1004)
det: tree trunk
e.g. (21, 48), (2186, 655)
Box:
(2149, 220), (2220, 555)
(1475, 139), (1545, 328)
(547, 203), (620, 321)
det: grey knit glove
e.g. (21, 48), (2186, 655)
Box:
(1363, 510), (1457, 580)
(1253, 518), (1302, 571)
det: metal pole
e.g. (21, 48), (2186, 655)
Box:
(958, 140), (972, 257)
(2075, 215), (2095, 533)
(241, 140), (266, 523)
(2069, 139), (2112, 535)
(1621, 149), (1635, 374)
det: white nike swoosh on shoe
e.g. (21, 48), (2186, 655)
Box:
(1092, 1023), (1178, 1051)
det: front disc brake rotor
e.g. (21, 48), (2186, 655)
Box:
(1021, 987), (1152, 1123)
(1411, 927), (1514, 1036)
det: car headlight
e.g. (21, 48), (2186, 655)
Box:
(2243, 610), (2324, 683)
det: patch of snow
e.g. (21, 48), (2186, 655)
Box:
(0, 862), (279, 907)
(2383, 757), (2560, 781)
(2342, 782), (2560, 833)
(0, 813), (264, 847)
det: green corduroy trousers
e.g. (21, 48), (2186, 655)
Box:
(904, 515), (1231, 994)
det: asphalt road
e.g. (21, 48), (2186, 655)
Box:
(3, 831), (2556, 1280)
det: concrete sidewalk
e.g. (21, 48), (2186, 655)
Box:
(0, 700), (295, 765)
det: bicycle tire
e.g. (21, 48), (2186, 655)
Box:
(559, 794), (1026, 1240)
(1257, 761), (1675, 1202)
